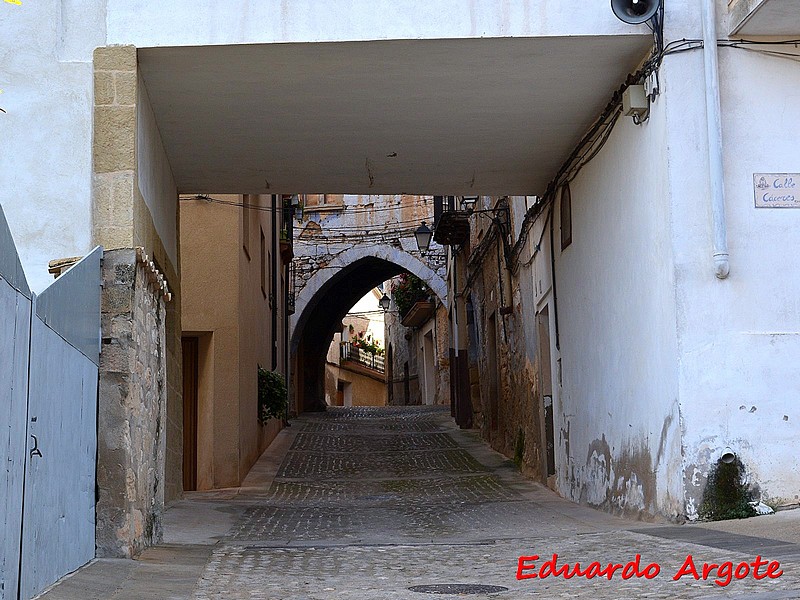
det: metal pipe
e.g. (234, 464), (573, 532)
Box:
(702, 0), (730, 279)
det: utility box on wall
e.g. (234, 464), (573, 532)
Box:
(623, 84), (649, 120)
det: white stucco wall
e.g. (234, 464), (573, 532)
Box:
(347, 289), (386, 347)
(666, 47), (800, 514)
(552, 90), (684, 520)
(105, 0), (644, 48)
(0, 0), (104, 292)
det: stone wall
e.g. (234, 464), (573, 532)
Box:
(292, 194), (447, 303)
(293, 245), (446, 302)
(434, 303), (451, 408)
(291, 195), (448, 412)
(93, 45), (183, 556)
(384, 287), (450, 408)
(97, 249), (167, 558)
(460, 211), (546, 483)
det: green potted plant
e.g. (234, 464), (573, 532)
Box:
(391, 273), (430, 318)
(258, 365), (288, 424)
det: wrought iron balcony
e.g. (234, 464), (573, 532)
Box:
(432, 195), (470, 246)
(340, 342), (385, 373)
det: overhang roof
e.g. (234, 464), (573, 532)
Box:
(731, 0), (800, 35)
(138, 35), (652, 196)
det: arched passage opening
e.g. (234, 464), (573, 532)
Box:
(291, 248), (447, 413)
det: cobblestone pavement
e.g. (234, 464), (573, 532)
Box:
(41, 406), (800, 600)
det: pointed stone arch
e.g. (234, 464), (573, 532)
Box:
(289, 243), (448, 413)
(290, 243), (447, 353)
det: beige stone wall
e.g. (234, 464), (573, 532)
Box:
(180, 195), (284, 489)
(180, 197), (241, 488)
(238, 194), (284, 481)
(93, 45), (183, 557)
(325, 359), (388, 407)
(332, 363), (388, 407)
(93, 46), (137, 251)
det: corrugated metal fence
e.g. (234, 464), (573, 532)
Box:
(0, 207), (101, 600)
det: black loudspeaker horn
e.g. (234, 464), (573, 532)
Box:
(610, 0), (660, 24)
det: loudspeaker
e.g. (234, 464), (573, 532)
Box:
(610, 0), (660, 24)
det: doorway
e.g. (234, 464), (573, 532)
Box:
(182, 337), (198, 491)
(536, 307), (556, 480)
(486, 312), (499, 431)
(422, 329), (436, 405)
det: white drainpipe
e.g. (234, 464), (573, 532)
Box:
(702, 0), (730, 279)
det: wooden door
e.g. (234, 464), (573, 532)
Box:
(182, 338), (199, 491)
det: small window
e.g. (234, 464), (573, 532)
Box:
(242, 195), (251, 260)
(260, 227), (266, 298)
(560, 184), (572, 250)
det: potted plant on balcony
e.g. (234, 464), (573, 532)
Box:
(279, 228), (293, 262)
(351, 331), (384, 356)
(391, 273), (430, 319)
(392, 273), (435, 327)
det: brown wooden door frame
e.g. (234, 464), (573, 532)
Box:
(182, 337), (199, 491)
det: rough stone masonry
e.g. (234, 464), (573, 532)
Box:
(96, 249), (167, 558)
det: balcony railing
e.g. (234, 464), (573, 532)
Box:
(340, 342), (385, 374)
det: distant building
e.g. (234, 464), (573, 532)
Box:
(179, 194), (291, 491)
(325, 288), (388, 407)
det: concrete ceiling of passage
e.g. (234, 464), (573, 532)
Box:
(137, 35), (652, 196)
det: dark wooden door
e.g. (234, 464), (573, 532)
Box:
(182, 337), (198, 491)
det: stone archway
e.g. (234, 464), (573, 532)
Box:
(290, 243), (447, 353)
(289, 244), (448, 414)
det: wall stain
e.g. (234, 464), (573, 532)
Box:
(581, 435), (658, 519)
(655, 412), (674, 468)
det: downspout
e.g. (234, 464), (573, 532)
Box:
(702, 0), (730, 279)
(548, 206), (560, 350)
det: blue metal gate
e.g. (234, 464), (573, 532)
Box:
(0, 206), (101, 599)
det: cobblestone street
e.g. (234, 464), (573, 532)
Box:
(42, 407), (800, 599)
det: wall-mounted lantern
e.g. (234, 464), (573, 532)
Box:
(378, 293), (391, 312)
(414, 222), (433, 252)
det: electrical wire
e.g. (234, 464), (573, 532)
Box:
(518, 204), (553, 270)
(297, 218), (433, 231)
(501, 34), (800, 280)
(180, 194), (435, 216)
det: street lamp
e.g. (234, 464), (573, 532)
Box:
(414, 222), (433, 252)
(378, 293), (391, 312)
